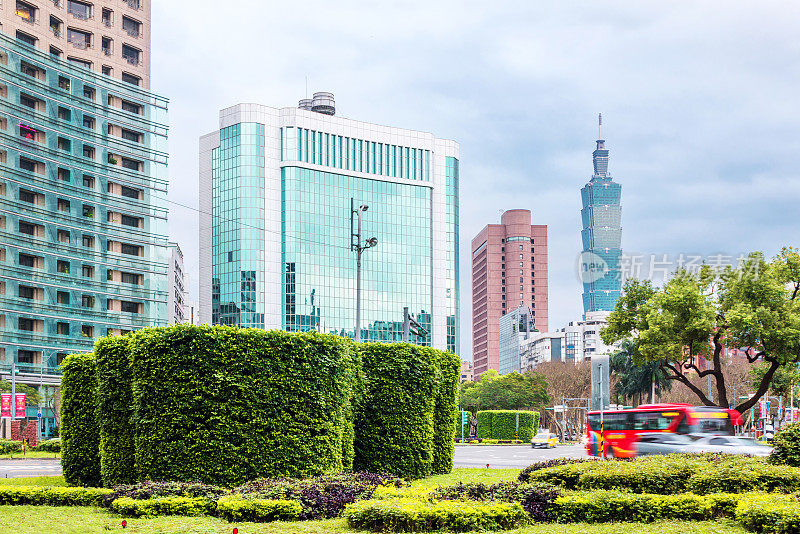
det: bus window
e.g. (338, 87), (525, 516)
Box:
(633, 412), (672, 430)
(676, 415), (691, 434)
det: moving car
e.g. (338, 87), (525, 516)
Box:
(634, 432), (693, 456)
(683, 435), (772, 456)
(531, 431), (559, 449)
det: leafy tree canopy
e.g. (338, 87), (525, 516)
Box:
(601, 248), (800, 413)
(459, 370), (549, 412)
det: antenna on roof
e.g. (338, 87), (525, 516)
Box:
(598, 113), (603, 139)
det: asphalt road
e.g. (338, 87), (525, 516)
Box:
(0, 459), (63, 478)
(0, 445), (586, 478)
(454, 443), (587, 469)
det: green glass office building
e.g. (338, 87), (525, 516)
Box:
(200, 95), (459, 354)
(0, 32), (169, 434)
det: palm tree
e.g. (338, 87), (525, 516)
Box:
(610, 340), (671, 406)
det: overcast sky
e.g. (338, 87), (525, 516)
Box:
(153, 1), (800, 360)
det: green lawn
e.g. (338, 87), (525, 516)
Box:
(0, 507), (749, 534)
(0, 475), (66, 486)
(0, 451), (61, 459)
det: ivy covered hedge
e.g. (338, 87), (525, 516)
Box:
(61, 353), (101, 487)
(61, 326), (459, 485)
(95, 336), (135, 487)
(476, 410), (540, 442)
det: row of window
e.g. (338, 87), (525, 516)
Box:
(12, 184), (144, 224)
(15, 319), (135, 339)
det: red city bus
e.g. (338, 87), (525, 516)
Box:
(585, 403), (742, 458)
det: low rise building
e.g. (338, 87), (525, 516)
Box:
(460, 360), (473, 382)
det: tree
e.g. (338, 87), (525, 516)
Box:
(458, 370), (549, 412)
(0, 380), (40, 406)
(602, 248), (800, 414)
(610, 340), (671, 407)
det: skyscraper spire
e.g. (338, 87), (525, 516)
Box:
(598, 113), (602, 139)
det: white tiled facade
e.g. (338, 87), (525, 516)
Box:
(167, 242), (187, 324)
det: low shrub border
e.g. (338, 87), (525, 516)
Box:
(0, 486), (111, 506)
(553, 490), (739, 523)
(216, 496), (303, 522)
(0, 439), (23, 455)
(110, 496), (214, 517)
(344, 498), (529, 532)
(735, 493), (800, 534)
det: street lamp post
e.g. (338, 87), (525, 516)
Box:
(351, 198), (377, 343)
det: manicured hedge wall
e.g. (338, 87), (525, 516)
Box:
(61, 353), (101, 487)
(95, 336), (135, 487)
(430, 348), (460, 475)
(131, 325), (355, 486)
(353, 343), (438, 479)
(476, 411), (539, 442)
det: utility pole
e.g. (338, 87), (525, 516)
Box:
(599, 361), (605, 458)
(351, 198), (377, 343)
(11, 361), (15, 420)
(402, 307), (427, 343)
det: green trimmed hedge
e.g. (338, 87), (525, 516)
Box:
(33, 438), (61, 453)
(0, 486), (111, 506)
(130, 326), (356, 485)
(430, 348), (460, 475)
(476, 410), (540, 442)
(61, 353), (101, 487)
(526, 454), (800, 495)
(554, 490), (739, 523)
(110, 496), (214, 517)
(95, 335), (136, 487)
(216, 496), (303, 522)
(771, 421), (800, 467)
(736, 494), (800, 534)
(353, 343), (438, 479)
(0, 439), (22, 454)
(344, 498), (529, 532)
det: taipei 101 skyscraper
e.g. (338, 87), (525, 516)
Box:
(580, 114), (622, 317)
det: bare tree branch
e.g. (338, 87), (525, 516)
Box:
(663, 362), (714, 406)
(736, 358), (781, 413)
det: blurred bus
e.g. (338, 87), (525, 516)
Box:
(585, 403), (741, 458)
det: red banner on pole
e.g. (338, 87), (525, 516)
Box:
(0, 394), (10, 418)
(14, 394), (25, 418)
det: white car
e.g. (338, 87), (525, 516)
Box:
(683, 435), (772, 456)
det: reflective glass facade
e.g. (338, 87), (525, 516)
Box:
(202, 104), (459, 354)
(0, 33), (169, 383)
(282, 167), (431, 342)
(581, 135), (622, 315)
(211, 123), (265, 328)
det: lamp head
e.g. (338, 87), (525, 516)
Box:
(367, 237), (378, 247)
(360, 204), (369, 212)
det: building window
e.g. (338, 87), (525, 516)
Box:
(120, 185), (141, 199)
(82, 115), (95, 129)
(121, 272), (141, 285)
(81, 264), (94, 278)
(50, 46), (62, 57)
(58, 137), (71, 151)
(82, 175), (95, 188)
(121, 157), (142, 171)
(121, 128), (142, 143)
(16, 31), (37, 47)
(18, 350), (37, 364)
(19, 124), (40, 141)
(121, 16), (141, 37)
(19, 254), (36, 268)
(102, 65), (112, 76)
(81, 294), (94, 308)
(120, 243), (142, 256)
(58, 198), (71, 212)
(57, 229), (70, 243)
(18, 221), (36, 235)
(17, 1), (37, 22)
(67, 0), (91, 20)
(82, 145), (95, 159)
(121, 300), (140, 313)
(19, 188), (37, 203)
(18, 317), (35, 331)
(58, 106), (71, 120)
(58, 167), (70, 181)
(19, 157), (40, 173)
(82, 205), (94, 218)
(120, 214), (141, 227)
(66, 28), (91, 49)
(57, 322), (70, 335)
(68, 57), (92, 70)
(82, 235), (94, 248)
(57, 260), (70, 273)
(121, 72), (141, 86)
(58, 76), (71, 91)
(102, 8), (112, 26)
(57, 291), (70, 304)
(18, 285), (35, 299)
(120, 99), (142, 114)
(81, 325), (94, 338)
(102, 37), (113, 56)
(20, 94), (40, 110)
(121, 44), (140, 65)
(83, 85), (95, 100)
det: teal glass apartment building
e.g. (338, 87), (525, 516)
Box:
(580, 116), (622, 316)
(199, 95), (459, 354)
(0, 31), (169, 431)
